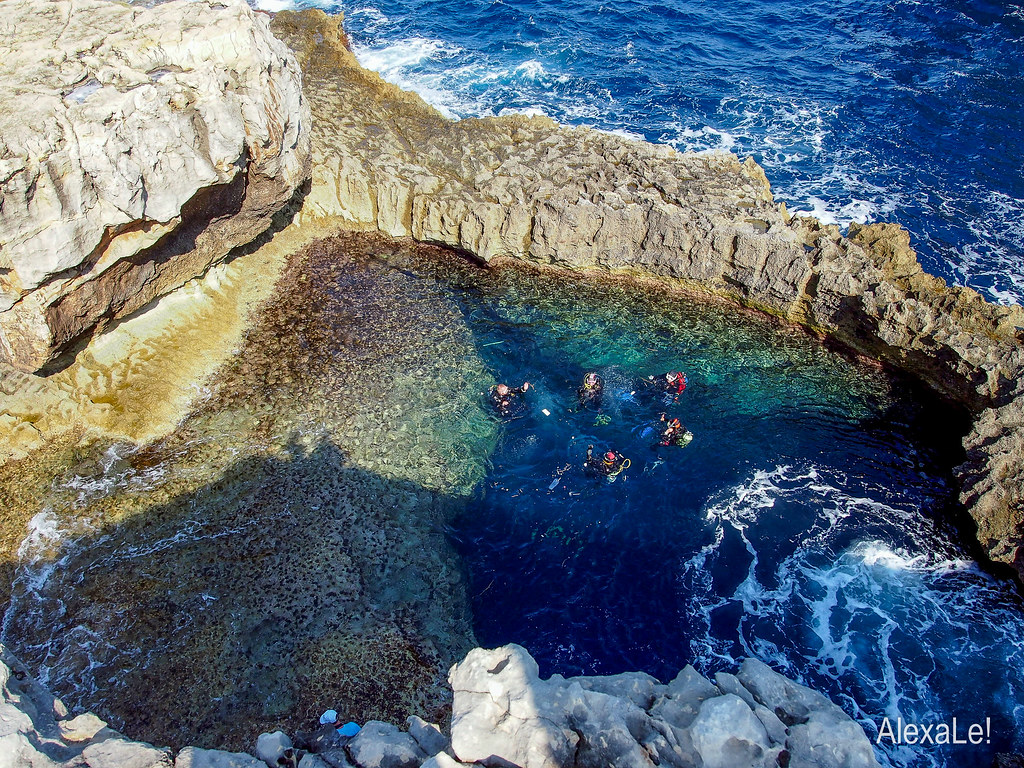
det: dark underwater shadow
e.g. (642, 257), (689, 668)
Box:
(2, 436), (475, 753)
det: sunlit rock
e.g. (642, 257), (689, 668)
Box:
(0, 0), (311, 371)
(271, 9), (1024, 582)
(448, 644), (878, 768)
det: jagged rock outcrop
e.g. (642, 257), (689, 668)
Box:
(0, 0), (311, 372)
(1, 644), (880, 768)
(270, 9), (1024, 581)
(447, 645), (878, 768)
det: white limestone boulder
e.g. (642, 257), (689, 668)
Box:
(345, 721), (425, 768)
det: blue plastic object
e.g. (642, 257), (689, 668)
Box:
(338, 722), (361, 738)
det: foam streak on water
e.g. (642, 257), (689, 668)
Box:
(685, 464), (1024, 768)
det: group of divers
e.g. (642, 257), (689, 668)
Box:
(487, 370), (692, 481)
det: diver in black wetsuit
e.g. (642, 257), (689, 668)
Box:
(656, 412), (691, 447)
(651, 371), (687, 397)
(488, 381), (531, 417)
(578, 372), (604, 410)
(584, 444), (629, 477)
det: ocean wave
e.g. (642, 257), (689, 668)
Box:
(683, 463), (1024, 767)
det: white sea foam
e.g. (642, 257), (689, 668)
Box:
(682, 463), (1024, 767)
(252, 0), (295, 11)
(958, 189), (1024, 305)
(354, 36), (461, 75)
(347, 5), (389, 31)
(65, 442), (169, 507)
(498, 106), (549, 118)
(595, 127), (646, 142)
(16, 509), (62, 561)
(668, 124), (738, 153)
(788, 196), (879, 227)
(514, 60), (548, 81)
(350, 37), (487, 119)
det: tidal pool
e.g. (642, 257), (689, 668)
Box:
(2, 233), (1022, 767)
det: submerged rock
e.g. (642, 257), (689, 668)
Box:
(0, 0), (310, 372)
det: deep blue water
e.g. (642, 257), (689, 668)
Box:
(247, 0), (1024, 765)
(391, 254), (1024, 768)
(259, 0), (1024, 304)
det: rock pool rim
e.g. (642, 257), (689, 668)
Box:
(269, 6), (1024, 585)
(413, 241), (993, 567)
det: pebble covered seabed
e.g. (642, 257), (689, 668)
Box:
(1, 233), (1022, 767)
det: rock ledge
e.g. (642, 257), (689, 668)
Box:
(0, 643), (880, 768)
(0, 0), (311, 371)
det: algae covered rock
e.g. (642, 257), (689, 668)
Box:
(0, 0), (311, 371)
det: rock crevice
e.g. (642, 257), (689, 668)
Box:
(0, 0), (311, 372)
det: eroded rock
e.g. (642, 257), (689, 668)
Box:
(270, 8), (1024, 581)
(0, 0), (310, 371)
(448, 644), (877, 768)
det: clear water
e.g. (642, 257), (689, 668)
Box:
(4, 239), (1023, 767)
(409, 255), (1024, 768)
(0, 237), (497, 750)
(253, 0), (1024, 305)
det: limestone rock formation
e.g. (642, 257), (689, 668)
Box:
(270, 9), (1024, 581)
(0, 642), (883, 768)
(0, 646), (169, 767)
(0, 0), (310, 371)
(446, 645), (878, 768)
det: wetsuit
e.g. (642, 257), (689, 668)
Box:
(654, 414), (693, 447)
(578, 376), (604, 410)
(659, 422), (688, 446)
(584, 446), (628, 476)
(656, 372), (687, 396)
(489, 385), (528, 417)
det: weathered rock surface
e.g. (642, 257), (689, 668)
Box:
(447, 644), (877, 768)
(271, 9), (1024, 581)
(0, 0), (310, 371)
(0, 646), (170, 768)
(0, 643), (881, 768)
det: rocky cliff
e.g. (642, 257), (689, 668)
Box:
(0, 0), (310, 372)
(268, 9), (1024, 582)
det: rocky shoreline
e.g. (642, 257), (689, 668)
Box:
(268, 9), (1024, 582)
(0, 0), (1019, 580)
(0, 0), (1021, 764)
(1, 643), (882, 768)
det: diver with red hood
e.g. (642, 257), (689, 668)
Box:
(584, 444), (630, 478)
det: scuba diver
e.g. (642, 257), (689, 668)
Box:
(577, 372), (604, 410)
(634, 370), (688, 403)
(656, 412), (693, 448)
(654, 371), (687, 397)
(488, 381), (531, 418)
(584, 444), (630, 479)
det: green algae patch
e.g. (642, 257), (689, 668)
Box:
(2, 232), (497, 751)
